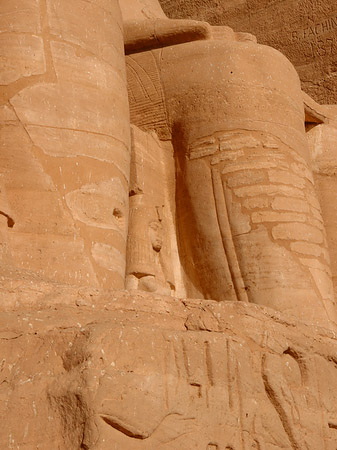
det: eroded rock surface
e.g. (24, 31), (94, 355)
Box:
(160, 0), (337, 104)
(0, 0), (130, 289)
(2, 1), (337, 449)
(1, 291), (337, 449)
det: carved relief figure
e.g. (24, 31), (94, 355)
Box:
(126, 198), (174, 295)
(125, 126), (175, 295)
(121, 0), (337, 327)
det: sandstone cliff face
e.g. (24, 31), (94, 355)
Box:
(160, 0), (337, 104)
(2, 290), (337, 449)
(2, 1), (337, 449)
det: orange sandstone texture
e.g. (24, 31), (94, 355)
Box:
(307, 109), (337, 299)
(1, 0), (337, 449)
(1, 291), (337, 449)
(0, 0), (130, 289)
(160, 0), (337, 104)
(123, 0), (337, 328)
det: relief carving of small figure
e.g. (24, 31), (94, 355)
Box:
(126, 197), (175, 295)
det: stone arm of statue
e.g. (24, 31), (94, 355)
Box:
(303, 90), (334, 124)
(123, 18), (212, 54)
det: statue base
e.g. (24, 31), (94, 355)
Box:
(1, 286), (337, 449)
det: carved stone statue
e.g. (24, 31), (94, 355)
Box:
(121, 0), (337, 328)
(126, 198), (175, 295)
(1, 0), (336, 328)
(3, 2), (337, 449)
(125, 126), (175, 295)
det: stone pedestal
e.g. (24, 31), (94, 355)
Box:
(1, 289), (337, 449)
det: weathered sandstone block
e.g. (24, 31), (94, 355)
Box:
(1, 0), (130, 289)
(1, 1), (337, 449)
(1, 292), (337, 449)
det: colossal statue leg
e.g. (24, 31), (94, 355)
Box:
(126, 37), (337, 326)
(1, 0), (130, 288)
(161, 40), (337, 325)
